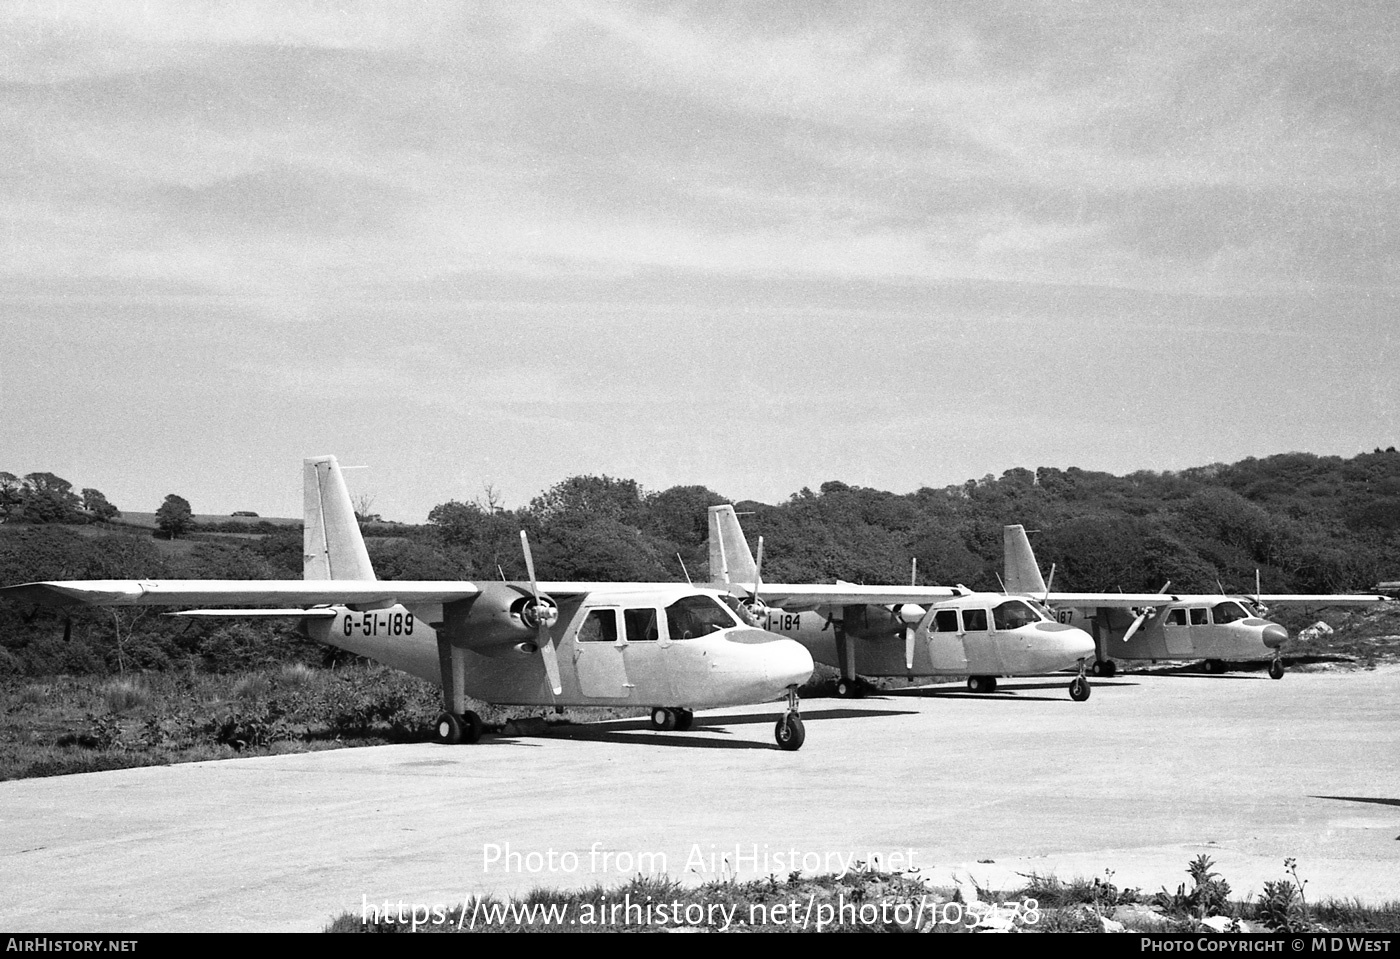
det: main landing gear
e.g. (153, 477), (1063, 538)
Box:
(967, 675), (998, 694)
(1090, 659), (1117, 678)
(649, 707), (694, 732)
(834, 677), (865, 699)
(774, 686), (805, 751)
(434, 710), (484, 745)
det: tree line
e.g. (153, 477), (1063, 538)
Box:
(2, 448), (1398, 675)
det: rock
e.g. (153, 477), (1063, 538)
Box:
(1101, 917), (1126, 933)
(1111, 903), (1173, 932)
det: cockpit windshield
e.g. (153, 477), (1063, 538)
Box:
(667, 595), (741, 639)
(992, 599), (1046, 630)
(1212, 601), (1250, 624)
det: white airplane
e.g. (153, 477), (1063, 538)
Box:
(704, 506), (1160, 702)
(1003, 524), (1390, 680)
(1, 457), (816, 750)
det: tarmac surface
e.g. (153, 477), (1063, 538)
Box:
(2, 663), (1398, 932)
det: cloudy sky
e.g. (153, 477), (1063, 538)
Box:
(1, 1), (1396, 521)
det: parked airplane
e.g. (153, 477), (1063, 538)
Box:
(2, 457), (816, 750)
(704, 506), (1160, 702)
(1003, 524), (1390, 680)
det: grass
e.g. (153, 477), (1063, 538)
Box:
(0, 664), (650, 781)
(322, 859), (1400, 933)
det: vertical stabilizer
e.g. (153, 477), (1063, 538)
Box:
(303, 456), (376, 581)
(1003, 524), (1047, 595)
(707, 505), (758, 585)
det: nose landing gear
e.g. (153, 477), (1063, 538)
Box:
(1068, 661), (1091, 702)
(774, 686), (805, 751)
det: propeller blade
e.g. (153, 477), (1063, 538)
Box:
(1121, 608), (1149, 643)
(520, 530), (562, 696)
(537, 621), (562, 696)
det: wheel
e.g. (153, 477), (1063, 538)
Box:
(1101, 660), (1117, 678)
(674, 708), (694, 731)
(462, 709), (484, 744)
(967, 676), (985, 694)
(774, 714), (805, 751)
(835, 678), (861, 699)
(1069, 677), (1091, 702)
(1202, 659), (1223, 674)
(649, 707), (677, 731)
(1091, 660), (1105, 677)
(1268, 660), (1285, 680)
(434, 711), (463, 744)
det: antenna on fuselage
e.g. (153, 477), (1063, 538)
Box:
(678, 553), (693, 586)
(911, 557), (917, 586)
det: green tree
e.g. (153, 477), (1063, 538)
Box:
(156, 494), (195, 539)
(81, 488), (120, 523)
(18, 472), (82, 523)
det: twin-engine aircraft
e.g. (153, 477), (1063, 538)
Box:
(1002, 524), (1390, 679)
(1, 457), (815, 750)
(705, 506), (1159, 701)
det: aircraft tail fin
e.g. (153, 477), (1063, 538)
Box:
(1003, 524), (1047, 595)
(707, 505), (758, 585)
(303, 456), (376, 581)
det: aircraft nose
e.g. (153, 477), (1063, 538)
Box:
(1262, 623), (1288, 649)
(1067, 626), (1095, 659)
(765, 635), (815, 687)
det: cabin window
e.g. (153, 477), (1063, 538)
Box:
(992, 600), (1042, 630)
(1189, 608), (1209, 626)
(1166, 608), (1188, 626)
(961, 609), (988, 631)
(624, 608), (659, 642)
(578, 609), (619, 643)
(1212, 602), (1249, 624)
(932, 609), (959, 632)
(665, 595), (737, 639)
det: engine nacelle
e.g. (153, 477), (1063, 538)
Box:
(442, 582), (559, 650)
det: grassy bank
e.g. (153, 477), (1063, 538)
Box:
(323, 856), (1400, 933)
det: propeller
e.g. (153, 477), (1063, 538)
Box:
(519, 530), (562, 696)
(1122, 580), (1171, 643)
(1250, 569), (1270, 617)
(895, 604), (925, 671)
(741, 536), (768, 624)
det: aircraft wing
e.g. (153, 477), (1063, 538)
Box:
(1239, 593), (1389, 605)
(0, 580), (485, 609)
(741, 583), (969, 610)
(1043, 592), (1183, 608)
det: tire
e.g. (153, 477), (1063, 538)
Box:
(434, 711), (463, 745)
(1069, 677), (1091, 702)
(835, 678), (855, 698)
(1203, 659), (1223, 674)
(462, 710), (484, 744)
(649, 707), (676, 731)
(1268, 660), (1285, 681)
(1101, 660), (1117, 678)
(774, 714), (806, 751)
(1091, 661), (1105, 677)
(674, 708), (694, 731)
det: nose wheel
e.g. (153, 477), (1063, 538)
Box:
(1068, 662), (1091, 702)
(774, 686), (805, 751)
(1268, 658), (1285, 680)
